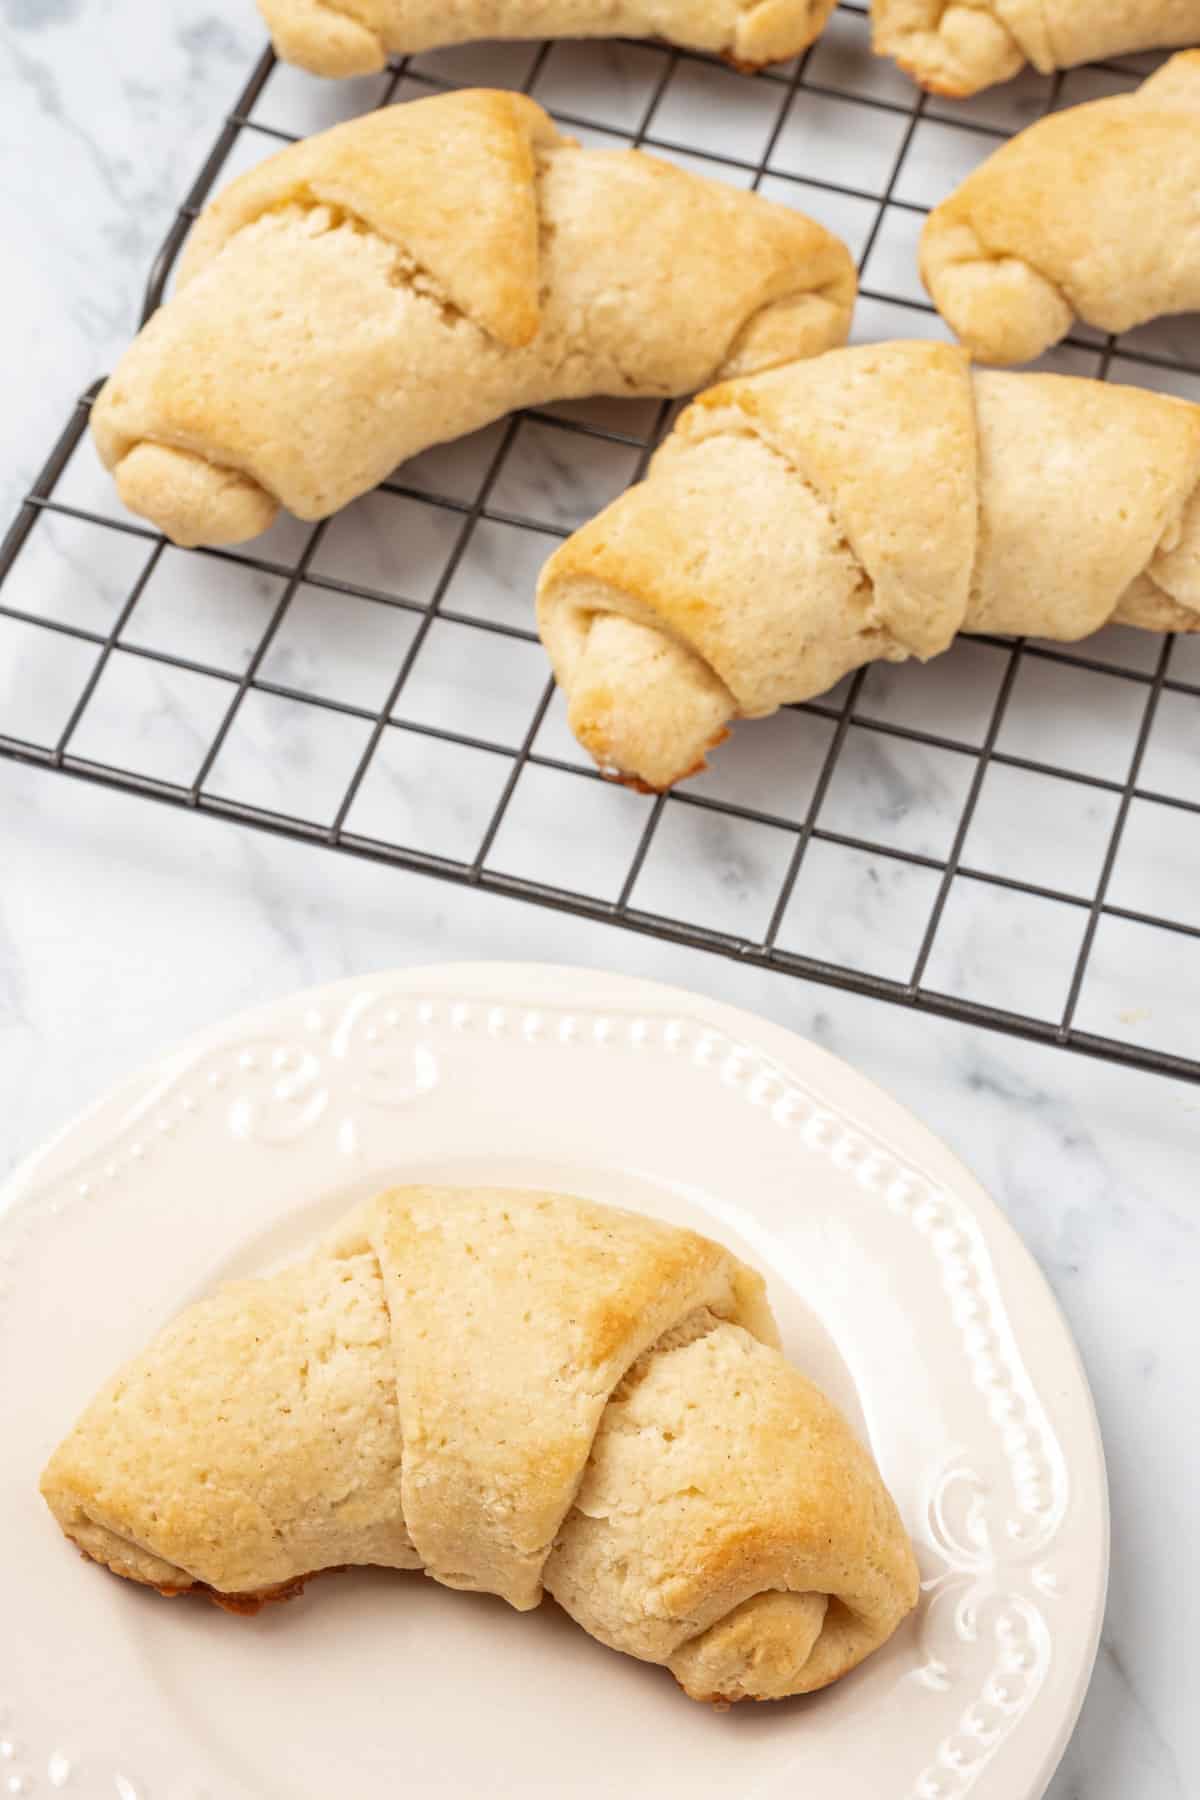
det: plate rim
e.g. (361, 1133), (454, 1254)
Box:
(0, 960), (1110, 1800)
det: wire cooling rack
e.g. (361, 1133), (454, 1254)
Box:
(3, 9), (1200, 1082)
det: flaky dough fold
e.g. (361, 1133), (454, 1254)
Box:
(90, 90), (855, 548)
(41, 1186), (918, 1704)
(259, 0), (837, 74)
(921, 53), (1200, 365)
(537, 340), (1200, 789)
(873, 0), (1200, 95)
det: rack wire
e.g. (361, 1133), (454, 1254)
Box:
(3, 8), (1200, 1082)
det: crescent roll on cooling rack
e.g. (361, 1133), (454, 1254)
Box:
(41, 1186), (919, 1704)
(537, 340), (1200, 791)
(921, 53), (1200, 365)
(872, 0), (1200, 95)
(259, 0), (837, 74)
(90, 90), (855, 549)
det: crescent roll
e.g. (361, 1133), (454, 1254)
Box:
(258, 0), (837, 75)
(89, 90), (855, 549)
(921, 52), (1200, 365)
(872, 0), (1200, 95)
(41, 1185), (919, 1704)
(537, 340), (1200, 790)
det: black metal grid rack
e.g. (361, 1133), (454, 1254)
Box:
(4, 9), (1200, 1082)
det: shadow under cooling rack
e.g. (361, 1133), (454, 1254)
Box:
(4, 19), (1200, 1085)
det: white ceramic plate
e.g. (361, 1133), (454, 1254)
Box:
(0, 964), (1106, 1800)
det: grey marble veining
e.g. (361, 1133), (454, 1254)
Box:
(1, 5), (1198, 1796)
(0, 0), (261, 514)
(1, 755), (1198, 1797)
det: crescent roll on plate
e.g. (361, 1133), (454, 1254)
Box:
(872, 0), (1200, 95)
(537, 340), (1200, 790)
(921, 52), (1200, 365)
(41, 1185), (919, 1705)
(258, 0), (837, 76)
(90, 90), (855, 550)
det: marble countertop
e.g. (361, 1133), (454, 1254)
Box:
(1, 6), (1197, 1795)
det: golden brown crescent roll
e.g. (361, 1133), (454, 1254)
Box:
(537, 340), (1200, 790)
(90, 90), (855, 550)
(258, 0), (836, 75)
(921, 53), (1200, 365)
(872, 0), (1200, 95)
(41, 1186), (919, 1704)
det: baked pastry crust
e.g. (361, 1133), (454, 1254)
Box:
(537, 339), (1200, 789)
(41, 1185), (918, 1704)
(90, 90), (855, 548)
(921, 53), (1200, 365)
(873, 0), (1200, 95)
(257, 0), (837, 77)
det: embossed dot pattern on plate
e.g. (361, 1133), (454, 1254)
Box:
(0, 967), (1107, 1799)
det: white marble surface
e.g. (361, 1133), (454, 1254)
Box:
(1, 5), (1199, 1796)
